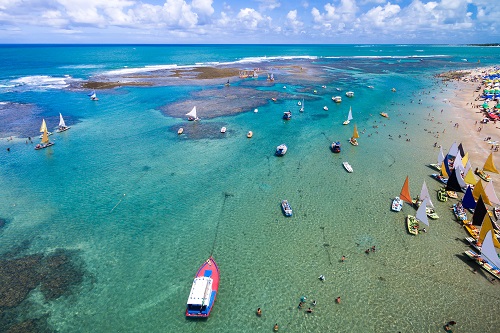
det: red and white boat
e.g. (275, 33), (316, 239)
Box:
(186, 257), (220, 317)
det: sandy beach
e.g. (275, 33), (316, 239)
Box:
(438, 66), (500, 191)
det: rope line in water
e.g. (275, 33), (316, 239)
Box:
(210, 192), (232, 256)
(110, 170), (149, 213)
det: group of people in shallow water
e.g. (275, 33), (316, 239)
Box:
(258, 292), (342, 331)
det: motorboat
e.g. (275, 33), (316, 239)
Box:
(391, 197), (403, 212)
(281, 200), (292, 217)
(331, 141), (341, 153)
(275, 144), (287, 156)
(343, 161), (353, 173)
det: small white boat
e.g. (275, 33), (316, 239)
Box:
(220, 127), (226, 133)
(322, 85), (327, 89)
(345, 91), (354, 97)
(254, 108), (258, 113)
(323, 106), (329, 111)
(247, 131), (253, 138)
(178, 128), (184, 135)
(297, 101), (302, 106)
(391, 88), (396, 92)
(343, 162), (353, 173)
(38, 119), (53, 138)
(367, 85), (374, 89)
(391, 197), (403, 212)
(275, 144), (287, 156)
(332, 96), (342, 103)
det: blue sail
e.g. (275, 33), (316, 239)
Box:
(462, 185), (476, 210)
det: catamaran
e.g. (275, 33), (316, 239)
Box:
(343, 107), (353, 125)
(56, 113), (70, 132)
(186, 106), (200, 121)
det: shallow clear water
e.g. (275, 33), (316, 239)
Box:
(1, 45), (500, 332)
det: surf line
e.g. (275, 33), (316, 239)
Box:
(110, 170), (149, 213)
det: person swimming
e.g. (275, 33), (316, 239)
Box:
(318, 275), (325, 281)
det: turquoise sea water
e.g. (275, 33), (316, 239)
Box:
(1, 45), (500, 332)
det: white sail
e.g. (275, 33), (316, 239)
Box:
(447, 141), (458, 158)
(419, 181), (434, 208)
(480, 231), (500, 268)
(454, 153), (463, 172)
(454, 162), (467, 190)
(485, 181), (500, 206)
(300, 99), (304, 112)
(437, 146), (445, 166)
(186, 106), (198, 119)
(416, 198), (429, 226)
(464, 160), (472, 174)
(58, 113), (66, 128)
(347, 107), (353, 121)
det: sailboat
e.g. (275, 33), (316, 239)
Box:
(429, 146), (445, 171)
(406, 198), (429, 235)
(186, 106), (200, 121)
(349, 124), (359, 146)
(399, 176), (412, 204)
(35, 128), (54, 150)
(343, 107), (353, 125)
(476, 152), (498, 182)
(56, 113), (70, 133)
(299, 99), (304, 112)
(89, 90), (98, 101)
(38, 119), (52, 138)
(465, 230), (500, 280)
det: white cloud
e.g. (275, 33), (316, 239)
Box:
(311, 0), (358, 31)
(286, 9), (303, 33)
(236, 8), (267, 29)
(256, 0), (281, 11)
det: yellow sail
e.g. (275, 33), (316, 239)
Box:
(41, 129), (49, 144)
(352, 124), (359, 139)
(472, 180), (492, 206)
(462, 152), (469, 167)
(463, 168), (477, 185)
(483, 152), (499, 174)
(399, 176), (412, 204)
(440, 162), (448, 178)
(478, 214), (500, 248)
(39, 119), (47, 133)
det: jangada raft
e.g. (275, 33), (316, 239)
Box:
(186, 257), (220, 318)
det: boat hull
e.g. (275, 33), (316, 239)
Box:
(343, 162), (353, 173)
(186, 257), (220, 318)
(281, 200), (292, 216)
(406, 215), (419, 235)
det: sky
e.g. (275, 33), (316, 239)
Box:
(0, 0), (498, 44)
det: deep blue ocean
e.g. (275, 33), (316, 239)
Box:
(1, 45), (500, 333)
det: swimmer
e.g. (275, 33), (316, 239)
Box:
(341, 255), (345, 262)
(312, 300), (317, 306)
(306, 307), (313, 313)
(318, 275), (325, 281)
(336, 296), (341, 304)
(274, 323), (279, 331)
(256, 308), (262, 316)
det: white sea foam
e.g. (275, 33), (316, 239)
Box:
(102, 55), (318, 77)
(9, 75), (80, 90)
